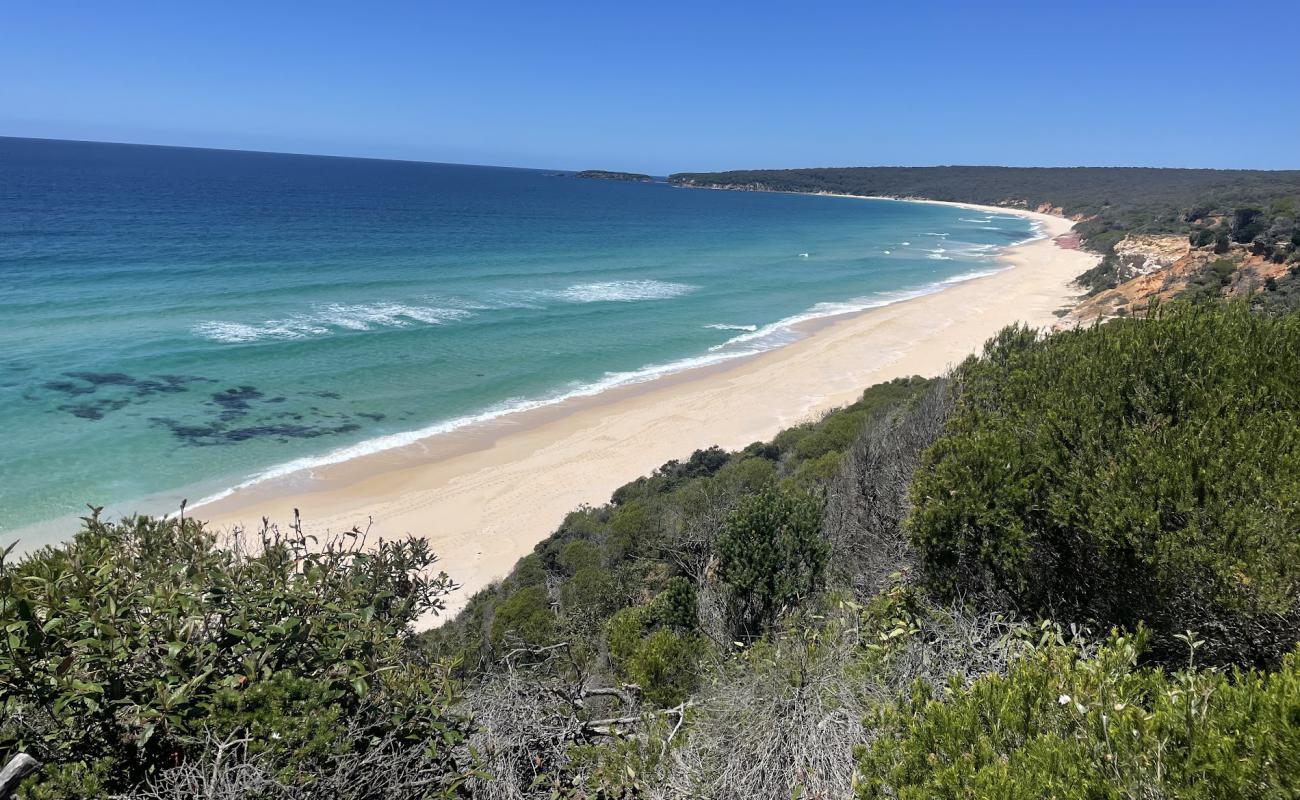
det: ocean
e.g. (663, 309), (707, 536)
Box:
(0, 137), (1037, 540)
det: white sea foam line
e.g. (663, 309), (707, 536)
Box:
(194, 303), (474, 343)
(195, 282), (696, 344)
(704, 323), (758, 332)
(1010, 220), (1049, 247)
(497, 279), (697, 306)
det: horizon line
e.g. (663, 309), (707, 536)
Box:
(5, 134), (1300, 175)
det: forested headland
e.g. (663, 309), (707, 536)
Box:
(670, 166), (1300, 307)
(4, 300), (1299, 799)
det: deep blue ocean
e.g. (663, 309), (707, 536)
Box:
(0, 137), (1036, 538)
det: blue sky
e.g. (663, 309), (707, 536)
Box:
(3, 1), (1297, 173)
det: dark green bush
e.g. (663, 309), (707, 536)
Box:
(1190, 226), (1217, 247)
(648, 576), (698, 631)
(560, 566), (620, 626)
(490, 585), (557, 650)
(857, 630), (1300, 799)
(717, 486), (828, 637)
(558, 539), (602, 574)
(0, 512), (471, 797)
(909, 303), (1300, 665)
(605, 605), (705, 707)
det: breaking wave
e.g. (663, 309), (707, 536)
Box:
(193, 303), (474, 343)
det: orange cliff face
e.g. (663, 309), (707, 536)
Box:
(1057, 235), (1289, 327)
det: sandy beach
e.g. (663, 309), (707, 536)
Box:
(199, 199), (1097, 617)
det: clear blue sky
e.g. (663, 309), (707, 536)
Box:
(3, 0), (1297, 173)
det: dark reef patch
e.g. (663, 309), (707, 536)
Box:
(210, 386), (263, 419)
(38, 371), (379, 447)
(151, 417), (363, 446)
(41, 372), (215, 420)
(60, 397), (133, 420)
(43, 379), (98, 396)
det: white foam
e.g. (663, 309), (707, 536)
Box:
(194, 303), (473, 343)
(1011, 222), (1050, 246)
(705, 323), (759, 332)
(484, 279), (696, 307)
(548, 280), (696, 303)
(708, 265), (1007, 354)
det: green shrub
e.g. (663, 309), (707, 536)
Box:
(606, 597), (705, 707)
(623, 628), (703, 707)
(857, 630), (1300, 799)
(0, 512), (471, 797)
(510, 552), (548, 588)
(606, 607), (702, 707)
(789, 449), (843, 487)
(604, 499), (660, 563)
(607, 606), (651, 669)
(560, 566), (620, 625)
(558, 539), (602, 575)
(490, 585), (557, 650)
(648, 577), (698, 631)
(711, 455), (777, 494)
(1210, 256), (1236, 285)
(716, 486), (828, 637)
(1190, 226), (1217, 247)
(909, 303), (1300, 665)
(792, 411), (865, 462)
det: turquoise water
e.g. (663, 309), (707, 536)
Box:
(0, 137), (1036, 537)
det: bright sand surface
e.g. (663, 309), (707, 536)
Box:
(199, 199), (1097, 617)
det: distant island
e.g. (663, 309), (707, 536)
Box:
(575, 169), (655, 183)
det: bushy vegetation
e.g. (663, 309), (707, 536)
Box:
(7, 303), (1300, 798)
(858, 629), (1300, 798)
(716, 487), (826, 638)
(0, 512), (473, 798)
(909, 303), (1300, 666)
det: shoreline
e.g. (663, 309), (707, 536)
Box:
(193, 197), (1096, 618)
(187, 195), (1045, 509)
